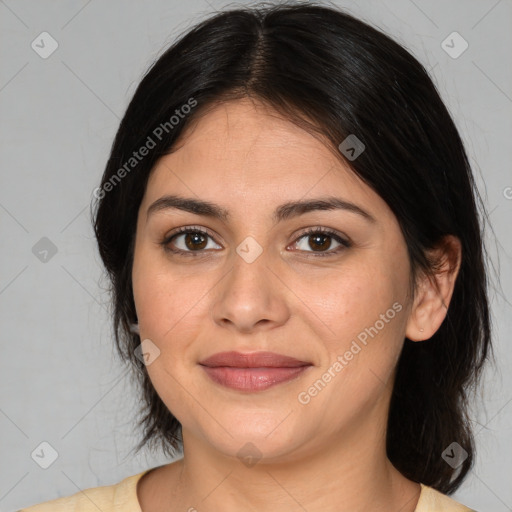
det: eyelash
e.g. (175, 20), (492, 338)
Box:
(160, 225), (351, 258)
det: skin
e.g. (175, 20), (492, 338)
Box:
(132, 98), (461, 512)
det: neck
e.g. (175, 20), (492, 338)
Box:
(158, 422), (421, 512)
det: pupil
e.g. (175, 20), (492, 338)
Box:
(185, 232), (207, 250)
(310, 234), (330, 251)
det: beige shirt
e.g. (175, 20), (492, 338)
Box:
(19, 469), (477, 511)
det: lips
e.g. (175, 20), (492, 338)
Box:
(199, 351), (311, 368)
(199, 351), (312, 391)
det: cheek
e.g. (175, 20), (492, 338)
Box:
(132, 259), (208, 421)
(294, 268), (407, 425)
(304, 255), (408, 384)
(298, 260), (403, 340)
(133, 241), (198, 334)
(134, 272), (205, 344)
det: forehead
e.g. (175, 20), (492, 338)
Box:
(142, 99), (390, 222)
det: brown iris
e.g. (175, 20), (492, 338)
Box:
(308, 233), (331, 251)
(184, 232), (208, 251)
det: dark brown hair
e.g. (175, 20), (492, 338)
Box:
(92, 1), (493, 494)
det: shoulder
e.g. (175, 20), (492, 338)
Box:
(18, 469), (150, 512)
(416, 483), (478, 512)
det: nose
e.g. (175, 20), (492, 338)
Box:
(210, 248), (291, 334)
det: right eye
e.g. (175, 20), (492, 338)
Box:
(161, 226), (222, 256)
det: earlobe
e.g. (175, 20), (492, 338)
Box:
(405, 235), (462, 342)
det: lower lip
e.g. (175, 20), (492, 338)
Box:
(201, 366), (311, 391)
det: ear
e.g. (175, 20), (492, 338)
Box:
(405, 235), (462, 342)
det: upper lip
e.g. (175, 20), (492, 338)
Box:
(199, 351), (311, 368)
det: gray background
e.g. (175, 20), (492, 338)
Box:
(1, 0), (511, 510)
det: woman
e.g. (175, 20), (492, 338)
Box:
(20, 2), (491, 511)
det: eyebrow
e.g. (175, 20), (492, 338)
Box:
(146, 194), (376, 225)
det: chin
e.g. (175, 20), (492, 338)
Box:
(195, 415), (309, 462)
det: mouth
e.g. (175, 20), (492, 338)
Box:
(199, 351), (313, 392)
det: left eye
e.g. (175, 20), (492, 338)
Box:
(291, 229), (350, 256)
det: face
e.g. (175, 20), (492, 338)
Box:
(132, 98), (414, 463)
